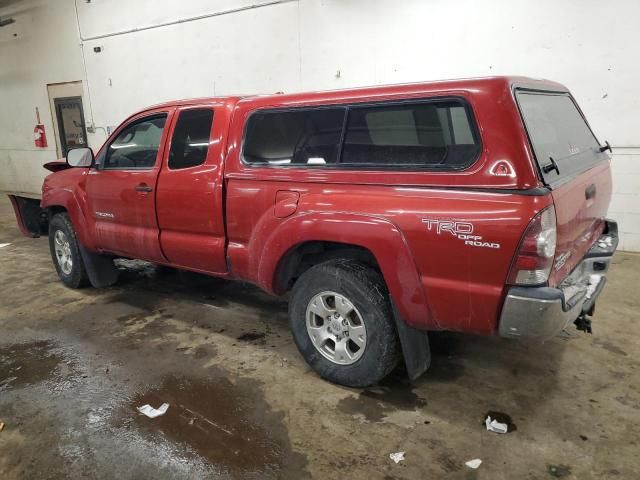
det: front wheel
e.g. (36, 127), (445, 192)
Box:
(288, 259), (400, 387)
(48, 213), (89, 289)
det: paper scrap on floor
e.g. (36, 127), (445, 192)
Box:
(0, 243), (10, 248)
(389, 452), (405, 464)
(485, 415), (508, 434)
(137, 403), (169, 418)
(465, 458), (482, 469)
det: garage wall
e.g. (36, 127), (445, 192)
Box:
(609, 148), (640, 251)
(1, 0), (639, 249)
(77, 0), (301, 131)
(0, 0), (85, 197)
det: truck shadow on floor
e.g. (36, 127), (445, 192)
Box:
(114, 260), (289, 317)
(107, 261), (569, 428)
(111, 261), (568, 391)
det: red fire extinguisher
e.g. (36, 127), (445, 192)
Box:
(34, 107), (48, 148)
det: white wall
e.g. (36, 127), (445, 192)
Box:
(0, 0), (85, 197)
(1, 0), (639, 249)
(609, 148), (640, 251)
(77, 0), (301, 131)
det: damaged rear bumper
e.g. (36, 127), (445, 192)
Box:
(499, 220), (618, 339)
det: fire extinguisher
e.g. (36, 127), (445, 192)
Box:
(34, 107), (48, 148)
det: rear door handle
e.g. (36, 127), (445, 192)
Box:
(135, 183), (153, 193)
(585, 184), (596, 200)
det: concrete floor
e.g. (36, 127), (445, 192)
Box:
(0, 196), (639, 480)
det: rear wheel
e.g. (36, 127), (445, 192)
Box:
(289, 259), (400, 387)
(48, 213), (89, 289)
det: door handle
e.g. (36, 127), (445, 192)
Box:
(135, 183), (153, 193)
(585, 184), (596, 200)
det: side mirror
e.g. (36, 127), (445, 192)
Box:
(66, 147), (94, 168)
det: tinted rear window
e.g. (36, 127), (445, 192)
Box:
(516, 91), (605, 184)
(342, 101), (479, 167)
(243, 108), (346, 165)
(242, 98), (480, 169)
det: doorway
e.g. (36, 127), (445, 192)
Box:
(54, 97), (88, 156)
(47, 82), (88, 157)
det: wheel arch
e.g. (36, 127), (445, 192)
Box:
(42, 189), (96, 251)
(274, 241), (381, 292)
(256, 212), (434, 330)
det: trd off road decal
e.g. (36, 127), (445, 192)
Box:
(95, 211), (115, 219)
(554, 251), (571, 271)
(422, 218), (501, 249)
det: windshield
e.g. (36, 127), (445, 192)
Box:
(516, 91), (605, 184)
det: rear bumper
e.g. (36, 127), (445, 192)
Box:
(499, 219), (618, 339)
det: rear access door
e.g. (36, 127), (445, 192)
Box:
(155, 103), (229, 274)
(516, 90), (613, 285)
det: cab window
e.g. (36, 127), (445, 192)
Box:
(103, 115), (167, 170)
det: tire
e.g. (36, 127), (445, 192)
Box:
(48, 213), (89, 289)
(288, 259), (400, 387)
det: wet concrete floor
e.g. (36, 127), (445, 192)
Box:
(0, 196), (639, 479)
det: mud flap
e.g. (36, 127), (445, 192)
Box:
(78, 245), (119, 288)
(391, 301), (431, 382)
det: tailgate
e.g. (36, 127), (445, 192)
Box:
(516, 90), (613, 286)
(548, 162), (611, 285)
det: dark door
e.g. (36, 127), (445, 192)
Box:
(54, 96), (88, 156)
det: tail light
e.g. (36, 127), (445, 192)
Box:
(507, 206), (557, 285)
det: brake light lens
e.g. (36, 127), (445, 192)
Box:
(507, 206), (557, 285)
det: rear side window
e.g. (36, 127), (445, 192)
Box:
(104, 115), (167, 169)
(342, 101), (479, 167)
(516, 91), (604, 184)
(169, 109), (214, 169)
(243, 108), (346, 165)
(242, 98), (480, 169)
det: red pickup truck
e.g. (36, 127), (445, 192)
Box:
(10, 76), (618, 387)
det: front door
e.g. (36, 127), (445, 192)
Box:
(86, 110), (173, 262)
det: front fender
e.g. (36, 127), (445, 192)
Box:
(41, 171), (97, 251)
(255, 212), (435, 330)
